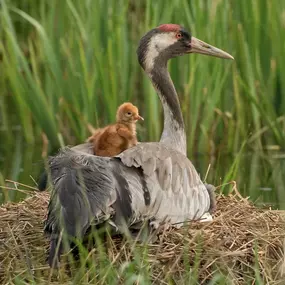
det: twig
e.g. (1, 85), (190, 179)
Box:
(5, 179), (38, 191)
(0, 185), (31, 195)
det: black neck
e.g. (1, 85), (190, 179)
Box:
(148, 62), (186, 154)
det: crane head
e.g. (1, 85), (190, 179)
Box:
(137, 23), (234, 72)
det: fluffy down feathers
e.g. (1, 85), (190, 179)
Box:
(88, 102), (143, 157)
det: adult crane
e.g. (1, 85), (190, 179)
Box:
(43, 24), (234, 267)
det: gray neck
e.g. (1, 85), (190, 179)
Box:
(148, 64), (186, 155)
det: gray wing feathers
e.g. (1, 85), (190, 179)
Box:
(46, 147), (149, 239)
(118, 142), (204, 190)
(46, 148), (119, 237)
(118, 142), (211, 224)
(46, 142), (211, 239)
(46, 153), (117, 238)
(71, 142), (94, 154)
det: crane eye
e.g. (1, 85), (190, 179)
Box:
(176, 32), (182, 39)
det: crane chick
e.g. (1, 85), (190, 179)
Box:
(88, 102), (144, 157)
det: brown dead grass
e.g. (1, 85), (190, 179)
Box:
(0, 191), (284, 284)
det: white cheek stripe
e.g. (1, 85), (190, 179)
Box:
(144, 33), (177, 72)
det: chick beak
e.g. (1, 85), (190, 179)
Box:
(135, 115), (144, 121)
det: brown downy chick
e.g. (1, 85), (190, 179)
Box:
(88, 102), (144, 157)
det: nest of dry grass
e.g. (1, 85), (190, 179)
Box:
(0, 190), (284, 284)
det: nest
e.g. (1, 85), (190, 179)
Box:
(0, 190), (284, 284)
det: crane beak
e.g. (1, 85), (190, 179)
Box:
(188, 36), (234, 60)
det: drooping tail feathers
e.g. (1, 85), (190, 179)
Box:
(48, 235), (63, 268)
(43, 147), (141, 267)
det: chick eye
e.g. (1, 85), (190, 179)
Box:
(176, 32), (182, 39)
(126, 112), (132, 116)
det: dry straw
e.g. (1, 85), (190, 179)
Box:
(0, 188), (284, 284)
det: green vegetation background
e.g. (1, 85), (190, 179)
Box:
(1, 0), (285, 151)
(1, 0), (285, 206)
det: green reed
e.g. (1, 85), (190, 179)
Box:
(0, 0), (285, 154)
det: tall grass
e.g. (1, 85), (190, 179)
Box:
(1, 0), (285, 155)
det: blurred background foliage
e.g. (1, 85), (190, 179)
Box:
(0, 0), (285, 207)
